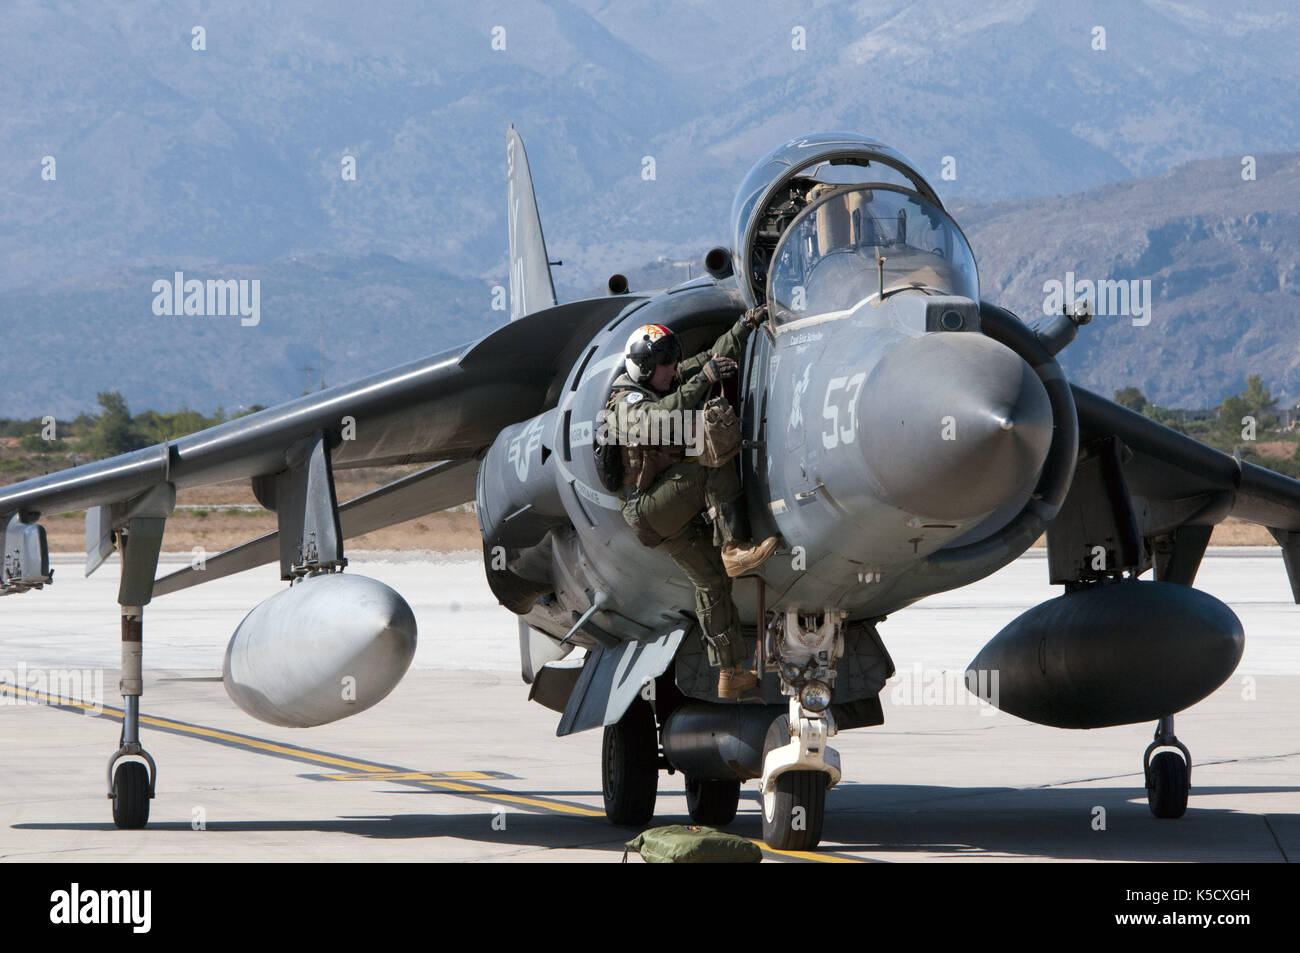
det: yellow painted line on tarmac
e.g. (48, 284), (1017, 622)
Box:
(313, 768), (609, 816)
(2, 681), (865, 862)
(759, 842), (862, 863)
(3, 682), (419, 774)
(426, 786), (605, 817)
(317, 770), (500, 782)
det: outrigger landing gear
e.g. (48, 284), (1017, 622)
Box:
(107, 607), (157, 829)
(1144, 714), (1191, 819)
(107, 605), (157, 829)
(102, 487), (171, 830)
(759, 608), (844, 851)
(108, 609), (156, 829)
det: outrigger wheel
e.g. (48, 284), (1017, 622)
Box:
(111, 761), (152, 829)
(760, 712), (827, 850)
(602, 697), (659, 825)
(1144, 715), (1191, 819)
(107, 693), (157, 831)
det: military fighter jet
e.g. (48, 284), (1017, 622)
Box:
(4, 130), (1299, 851)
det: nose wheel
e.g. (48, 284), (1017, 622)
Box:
(760, 712), (828, 851)
(1143, 715), (1191, 819)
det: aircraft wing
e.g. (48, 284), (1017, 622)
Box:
(150, 456), (482, 597)
(1049, 385), (1300, 600)
(0, 293), (633, 600)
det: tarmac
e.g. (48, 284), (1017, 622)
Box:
(1, 550), (1297, 862)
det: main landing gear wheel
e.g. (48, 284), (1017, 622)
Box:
(760, 713), (826, 851)
(602, 698), (658, 826)
(686, 777), (741, 826)
(111, 761), (151, 830)
(1144, 715), (1191, 820)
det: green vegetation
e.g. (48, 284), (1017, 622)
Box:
(1115, 375), (1300, 478)
(0, 392), (267, 481)
(2, 378), (1297, 488)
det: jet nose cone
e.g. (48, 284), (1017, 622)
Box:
(860, 332), (1053, 520)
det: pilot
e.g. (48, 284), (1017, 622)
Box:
(602, 306), (777, 699)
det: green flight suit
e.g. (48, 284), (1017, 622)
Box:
(607, 318), (753, 668)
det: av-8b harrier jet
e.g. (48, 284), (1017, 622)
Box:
(4, 131), (1299, 851)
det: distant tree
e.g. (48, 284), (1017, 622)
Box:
(64, 412), (96, 441)
(1219, 374), (1278, 440)
(135, 406), (214, 443)
(1143, 403), (1184, 431)
(86, 391), (149, 457)
(1114, 387), (1147, 413)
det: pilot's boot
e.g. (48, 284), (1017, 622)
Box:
(717, 501), (777, 577)
(717, 664), (759, 699)
(721, 538), (778, 577)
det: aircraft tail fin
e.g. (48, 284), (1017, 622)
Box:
(506, 125), (558, 321)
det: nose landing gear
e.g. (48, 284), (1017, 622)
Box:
(758, 608), (844, 851)
(760, 706), (837, 850)
(1144, 714), (1191, 819)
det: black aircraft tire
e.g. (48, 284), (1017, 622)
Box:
(602, 698), (658, 826)
(112, 761), (150, 830)
(686, 777), (742, 826)
(760, 714), (826, 851)
(1147, 751), (1189, 819)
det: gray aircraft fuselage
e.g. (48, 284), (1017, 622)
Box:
(478, 278), (1054, 649)
(475, 133), (1073, 659)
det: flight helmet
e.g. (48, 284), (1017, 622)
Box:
(624, 324), (681, 384)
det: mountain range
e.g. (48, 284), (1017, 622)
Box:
(1, 0), (1296, 417)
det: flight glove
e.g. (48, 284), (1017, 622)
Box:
(702, 355), (738, 383)
(740, 304), (767, 330)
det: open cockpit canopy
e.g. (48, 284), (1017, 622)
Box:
(729, 132), (977, 318)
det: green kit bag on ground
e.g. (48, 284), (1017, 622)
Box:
(623, 825), (762, 863)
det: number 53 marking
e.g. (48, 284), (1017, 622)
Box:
(822, 372), (866, 450)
